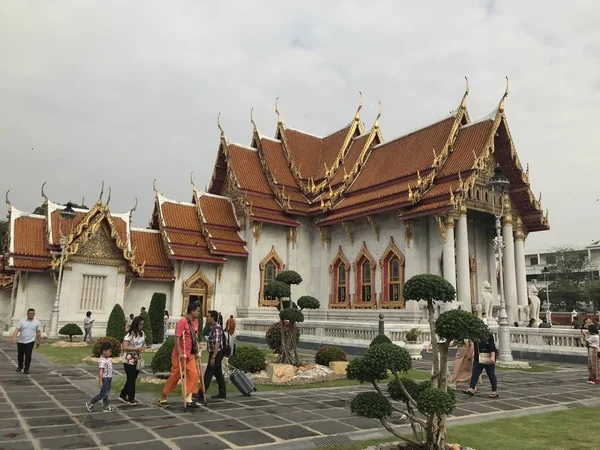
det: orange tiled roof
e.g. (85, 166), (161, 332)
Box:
(260, 137), (298, 188)
(228, 144), (273, 195)
(329, 134), (370, 186)
(315, 126), (353, 180)
(11, 257), (50, 270)
(130, 229), (174, 280)
(197, 194), (240, 229)
(161, 202), (201, 231)
(14, 216), (49, 257)
(50, 210), (86, 245)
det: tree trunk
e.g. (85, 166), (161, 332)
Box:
(424, 413), (447, 450)
(279, 321), (299, 365)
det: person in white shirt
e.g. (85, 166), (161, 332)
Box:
(11, 308), (41, 374)
(585, 324), (600, 384)
(83, 311), (95, 342)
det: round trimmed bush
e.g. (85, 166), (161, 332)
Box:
(151, 337), (175, 373)
(346, 356), (388, 383)
(279, 308), (304, 323)
(364, 342), (411, 374)
(388, 378), (431, 404)
(92, 337), (122, 358)
(266, 321), (300, 354)
(435, 309), (490, 343)
(139, 310), (152, 347)
(403, 274), (456, 303)
(297, 296), (320, 310)
(105, 303), (127, 342)
(275, 270), (303, 285)
(370, 334), (392, 347)
(228, 345), (266, 373)
(264, 281), (291, 300)
(148, 293), (167, 344)
(59, 323), (83, 342)
(416, 388), (456, 416)
(315, 346), (347, 366)
(350, 391), (393, 420)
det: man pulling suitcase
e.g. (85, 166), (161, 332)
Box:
(194, 310), (227, 403)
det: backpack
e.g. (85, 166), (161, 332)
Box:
(222, 330), (235, 357)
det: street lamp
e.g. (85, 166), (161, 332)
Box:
(49, 202), (76, 337)
(541, 266), (551, 324)
(487, 164), (514, 362)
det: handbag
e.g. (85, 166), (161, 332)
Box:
(136, 357), (145, 371)
(477, 343), (493, 365)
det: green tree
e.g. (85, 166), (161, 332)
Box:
(346, 274), (489, 450)
(585, 280), (600, 311)
(139, 310), (152, 347)
(32, 201), (88, 216)
(106, 303), (127, 342)
(148, 293), (167, 344)
(58, 324), (83, 342)
(264, 270), (318, 366)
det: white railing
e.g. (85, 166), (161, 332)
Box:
(237, 317), (587, 356)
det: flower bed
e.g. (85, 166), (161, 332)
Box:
(51, 341), (90, 348)
(82, 356), (123, 364)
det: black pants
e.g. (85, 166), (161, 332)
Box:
(120, 364), (140, 401)
(17, 342), (34, 370)
(202, 351), (226, 400)
(469, 360), (498, 391)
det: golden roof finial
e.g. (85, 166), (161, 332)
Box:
(106, 187), (111, 207)
(499, 76), (509, 113)
(354, 91), (363, 121)
(458, 171), (464, 190)
(98, 180), (104, 203)
(328, 184), (334, 197)
(460, 76), (469, 109)
(41, 182), (48, 200)
(275, 97), (282, 124)
(343, 165), (349, 180)
(81, 197), (85, 207)
(538, 192), (542, 208)
(250, 107), (257, 131)
(217, 112), (225, 138)
(5, 189), (11, 206)
(153, 179), (158, 194)
(130, 197), (138, 213)
(407, 184), (413, 200)
(323, 161), (329, 177)
(375, 101), (382, 127)
(416, 170), (422, 187)
(449, 187), (456, 205)
(190, 171), (197, 190)
(525, 163), (530, 182)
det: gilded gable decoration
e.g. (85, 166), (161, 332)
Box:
(366, 216), (380, 242)
(287, 227), (297, 249)
(252, 221), (263, 244)
(404, 220), (413, 248)
(434, 215), (447, 243)
(319, 226), (331, 248)
(341, 221), (354, 246)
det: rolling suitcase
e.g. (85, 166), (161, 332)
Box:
(229, 369), (257, 396)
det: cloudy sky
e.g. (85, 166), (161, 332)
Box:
(1, 1), (599, 250)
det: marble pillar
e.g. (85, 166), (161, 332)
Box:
(442, 215), (456, 289)
(502, 207), (519, 324)
(514, 220), (529, 315)
(455, 208), (471, 309)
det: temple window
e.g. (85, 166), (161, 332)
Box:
(330, 246), (350, 306)
(259, 246), (285, 307)
(380, 237), (405, 308)
(354, 242), (375, 304)
(361, 261), (372, 301)
(337, 263), (347, 302)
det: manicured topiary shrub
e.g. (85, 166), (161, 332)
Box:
(148, 293), (167, 344)
(151, 337), (175, 373)
(297, 295), (320, 310)
(315, 346), (347, 366)
(369, 334), (392, 347)
(228, 345), (266, 373)
(105, 303), (127, 342)
(275, 270), (303, 286)
(139, 310), (152, 347)
(59, 323), (83, 342)
(350, 391), (393, 420)
(92, 337), (122, 358)
(264, 281), (291, 300)
(265, 321), (300, 354)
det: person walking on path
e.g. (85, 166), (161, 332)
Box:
(225, 315), (236, 337)
(120, 316), (146, 405)
(585, 324), (600, 384)
(86, 342), (117, 412)
(163, 310), (170, 341)
(126, 314), (134, 332)
(83, 311), (95, 343)
(198, 310), (227, 402)
(158, 303), (201, 408)
(451, 339), (480, 388)
(462, 333), (498, 398)
(12, 308), (41, 374)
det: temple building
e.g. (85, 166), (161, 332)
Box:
(0, 81), (549, 333)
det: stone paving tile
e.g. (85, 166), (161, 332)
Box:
(39, 435), (98, 449)
(172, 436), (231, 449)
(201, 418), (252, 433)
(262, 424), (319, 440)
(237, 413), (293, 428)
(303, 419), (359, 435)
(153, 423), (208, 438)
(29, 424), (89, 439)
(19, 408), (65, 418)
(109, 441), (172, 450)
(0, 428), (28, 442)
(95, 429), (155, 446)
(276, 410), (328, 423)
(220, 429), (276, 446)
(0, 439), (36, 450)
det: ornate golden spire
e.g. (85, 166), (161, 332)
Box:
(460, 76), (469, 109)
(106, 187), (111, 207)
(41, 182), (48, 200)
(275, 97), (282, 124)
(153, 179), (158, 196)
(130, 197), (138, 213)
(375, 101), (382, 128)
(250, 107), (257, 132)
(97, 180), (104, 204)
(190, 171), (197, 191)
(416, 170), (422, 187)
(354, 91), (363, 121)
(407, 184), (413, 201)
(5, 189), (11, 206)
(217, 112), (225, 139)
(498, 76), (509, 113)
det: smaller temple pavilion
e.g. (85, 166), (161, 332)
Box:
(1, 80), (549, 332)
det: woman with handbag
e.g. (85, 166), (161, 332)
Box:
(451, 339), (480, 387)
(462, 333), (498, 398)
(119, 316), (146, 405)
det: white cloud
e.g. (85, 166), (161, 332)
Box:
(1, 0), (599, 249)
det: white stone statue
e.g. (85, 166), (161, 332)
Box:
(478, 281), (494, 320)
(528, 284), (541, 322)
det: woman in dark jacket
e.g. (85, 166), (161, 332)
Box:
(462, 333), (498, 398)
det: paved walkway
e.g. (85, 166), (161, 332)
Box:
(1, 340), (600, 450)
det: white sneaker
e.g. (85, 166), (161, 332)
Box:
(103, 405), (117, 412)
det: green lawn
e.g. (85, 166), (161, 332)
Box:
(324, 407), (596, 450)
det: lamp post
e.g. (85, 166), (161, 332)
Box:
(487, 165), (513, 362)
(542, 266), (551, 324)
(49, 202), (76, 337)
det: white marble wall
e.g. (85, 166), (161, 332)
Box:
(125, 280), (172, 317)
(214, 257), (245, 320)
